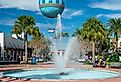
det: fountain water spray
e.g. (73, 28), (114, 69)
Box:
(53, 14), (80, 75)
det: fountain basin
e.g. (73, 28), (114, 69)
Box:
(3, 68), (121, 80)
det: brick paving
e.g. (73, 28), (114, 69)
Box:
(0, 63), (121, 82)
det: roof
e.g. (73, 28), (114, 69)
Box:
(4, 35), (24, 49)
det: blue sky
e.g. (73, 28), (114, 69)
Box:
(0, 0), (121, 37)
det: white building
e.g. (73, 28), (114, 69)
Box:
(0, 32), (25, 64)
(110, 38), (121, 48)
(110, 38), (121, 61)
(117, 38), (121, 48)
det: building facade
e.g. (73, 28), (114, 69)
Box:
(0, 32), (32, 64)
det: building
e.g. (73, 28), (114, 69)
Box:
(110, 38), (121, 48)
(0, 32), (32, 64)
(110, 38), (121, 56)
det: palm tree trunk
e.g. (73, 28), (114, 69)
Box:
(24, 33), (28, 63)
(92, 41), (95, 63)
(116, 33), (118, 52)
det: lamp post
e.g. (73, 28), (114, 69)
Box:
(48, 28), (56, 52)
(48, 28), (55, 33)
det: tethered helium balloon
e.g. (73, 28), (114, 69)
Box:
(39, 0), (65, 18)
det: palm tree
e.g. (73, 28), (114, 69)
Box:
(84, 17), (107, 63)
(12, 15), (40, 63)
(61, 32), (69, 37)
(108, 18), (121, 52)
(74, 17), (106, 63)
(72, 28), (82, 37)
(55, 32), (69, 38)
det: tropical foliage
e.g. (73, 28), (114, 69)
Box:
(29, 33), (52, 59)
(108, 18), (121, 52)
(74, 17), (107, 63)
(55, 32), (69, 39)
(12, 15), (121, 64)
(61, 32), (69, 37)
(107, 53), (120, 62)
(12, 15), (40, 63)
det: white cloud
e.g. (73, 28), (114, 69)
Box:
(62, 25), (71, 30)
(37, 23), (71, 30)
(0, 0), (39, 11)
(36, 11), (42, 15)
(96, 14), (104, 18)
(37, 23), (55, 28)
(71, 10), (83, 16)
(0, 18), (15, 26)
(0, 0), (83, 18)
(96, 13), (121, 18)
(62, 9), (83, 19)
(89, 0), (121, 11)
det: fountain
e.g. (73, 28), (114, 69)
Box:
(53, 36), (80, 75)
(3, 27), (120, 80)
(39, 0), (66, 74)
(52, 14), (80, 75)
(3, 37), (121, 79)
(2, 0), (121, 80)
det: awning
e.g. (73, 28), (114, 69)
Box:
(4, 35), (24, 49)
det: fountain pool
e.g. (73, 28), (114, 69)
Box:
(3, 68), (121, 80)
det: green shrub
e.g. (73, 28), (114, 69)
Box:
(106, 62), (111, 65)
(83, 61), (93, 65)
(107, 53), (119, 62)
(42, 57), (48, 62)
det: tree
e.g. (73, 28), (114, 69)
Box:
(108, 18), (121, 52)
(72, 28), (82, 37)
(73, 29), (92, 52)
(61, 32), (69, 37)
(12, 15), (40, 63)
(55, 32), (69, 39)
(74, 17), (106, 63)
(29, 34), (52, 58)
(83, 17), (107, 63)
